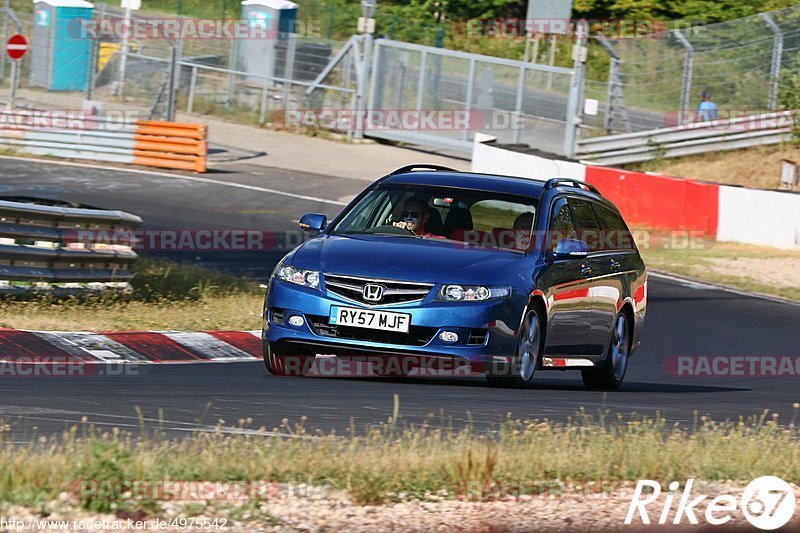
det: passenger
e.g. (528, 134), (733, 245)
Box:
(513, 212), (534, 250)
(513, 212), (534, 231)
(393, 197), (442, 238)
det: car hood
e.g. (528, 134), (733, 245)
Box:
(290, 234), (522, 284)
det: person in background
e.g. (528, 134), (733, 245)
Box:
(696, 90), (718, 122)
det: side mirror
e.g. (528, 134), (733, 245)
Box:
(299, 213), (327, 234)
(553, 238), (589, 260)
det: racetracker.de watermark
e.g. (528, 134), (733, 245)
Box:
(665, 356), (800, 378)
(64, 229), (711, 253)
(72, 480), (288, 502)
(0, 360), (144, 378)
(664, 109), (800, 130)
(0, 110), (140, 131)
(464, 18), (667, 39)
(283, 109), (523, 132)
(65, 229), (305, 253)
(71, 17), (322, 40)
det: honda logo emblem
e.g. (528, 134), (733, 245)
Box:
(363, 284), (385, 302)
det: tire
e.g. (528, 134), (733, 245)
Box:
(486, 307), (542, 388)
(581, 311), (631, 390)
(264, 343), (313, 377)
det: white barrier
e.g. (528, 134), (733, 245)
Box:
(471, 134), (586, 181)
(717, 186), (800, 249)
(472, 135), (800, 250)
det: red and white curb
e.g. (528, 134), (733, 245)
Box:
(0, 329), (262, 364)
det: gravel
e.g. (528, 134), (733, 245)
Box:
(2, 482), (798, 532)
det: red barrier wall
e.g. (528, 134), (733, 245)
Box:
(585, 166), (720, 236)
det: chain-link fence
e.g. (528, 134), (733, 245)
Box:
(2, 3), (797, 155)
(0, 5), (355, 128)
(590, 4), (800, 135)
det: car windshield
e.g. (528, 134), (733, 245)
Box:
(330, 184), (537, 252)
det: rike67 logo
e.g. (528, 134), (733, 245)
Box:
(625, 476), (796, 530)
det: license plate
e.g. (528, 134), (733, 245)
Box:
(329, 306), (411, 333)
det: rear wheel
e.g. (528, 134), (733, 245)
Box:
(264, 343), (313, 377)
(486, 307), (542, 388)
(581, 311), (630, 390)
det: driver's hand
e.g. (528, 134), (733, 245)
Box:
(392, 221), (410, 230)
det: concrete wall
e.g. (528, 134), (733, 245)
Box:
(471, 136), (800, 250)
(717, 186), (800, 249)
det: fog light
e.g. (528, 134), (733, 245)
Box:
(288, 315), (305, 327)
(439, 331), (459, 343)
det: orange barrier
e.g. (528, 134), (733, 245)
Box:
(132, 120), (208, 172)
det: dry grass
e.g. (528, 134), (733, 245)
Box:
(0, 258), (264, 331)
(0, 294), (263, 331)
(641, 240), (800, 301)
(632, 143), (800, 190)
(2, 406), (800, 512)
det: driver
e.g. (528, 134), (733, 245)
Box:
(393, 196), (441, 238)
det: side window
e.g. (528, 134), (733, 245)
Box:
(594, 204), (636, 251)
(548, 199), (578, 253)
(568, 198), (602, 252)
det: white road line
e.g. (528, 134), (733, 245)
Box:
(0, 154), (347, 206)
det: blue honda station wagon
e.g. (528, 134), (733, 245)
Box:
(262, 165), (647, 389)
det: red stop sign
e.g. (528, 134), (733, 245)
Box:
(6, 34), (28, 61)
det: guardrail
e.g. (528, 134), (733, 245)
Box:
(576, 110), (796, 166)
(0, 111), (208, 172)
(0, 199), (142, 295)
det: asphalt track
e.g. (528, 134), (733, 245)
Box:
(0, 157), (798, 439)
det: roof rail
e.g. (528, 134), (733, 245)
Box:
(543, 178), (601, 196)
(389, 164), (458, 176)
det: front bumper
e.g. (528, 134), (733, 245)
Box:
(263, 279), (523, 370)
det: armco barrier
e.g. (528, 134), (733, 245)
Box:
(0, 199), (142, 295)
(0, 111), (207, 173)
(472, 136), (800, 249)
(575, 110), (796, 166)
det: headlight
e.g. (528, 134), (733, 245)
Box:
(435, 285), (510, 302)
(274, 263), (320, 289)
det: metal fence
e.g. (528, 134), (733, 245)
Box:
(368, 38), (576, 154)
(592, 4), (800, 135)
(1, 4), (798, 159)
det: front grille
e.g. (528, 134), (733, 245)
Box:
(324, 274), (433, 306)
(308, 315), (437, 346)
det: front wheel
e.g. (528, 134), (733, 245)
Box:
(486, 307), (542, 388)
(581, 311), (631, 390)
(264, 343), (313, 377)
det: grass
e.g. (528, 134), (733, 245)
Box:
(1, 407), (800, 513)
(628, 143), (800, 190)
(640, 240), (800, 301)
(0, 258), (264, 331)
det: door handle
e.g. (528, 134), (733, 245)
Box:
(580, 266), (592, 277)
(610, 259), (621, 272)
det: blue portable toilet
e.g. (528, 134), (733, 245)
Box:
(30, 0), (94, 91)
(240, 0), (298, 83)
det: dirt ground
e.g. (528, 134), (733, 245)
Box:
(635, 143), (800, 190)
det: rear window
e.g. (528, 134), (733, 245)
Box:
(594, 204), (636, 251)
(568, 198), (603, 252)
